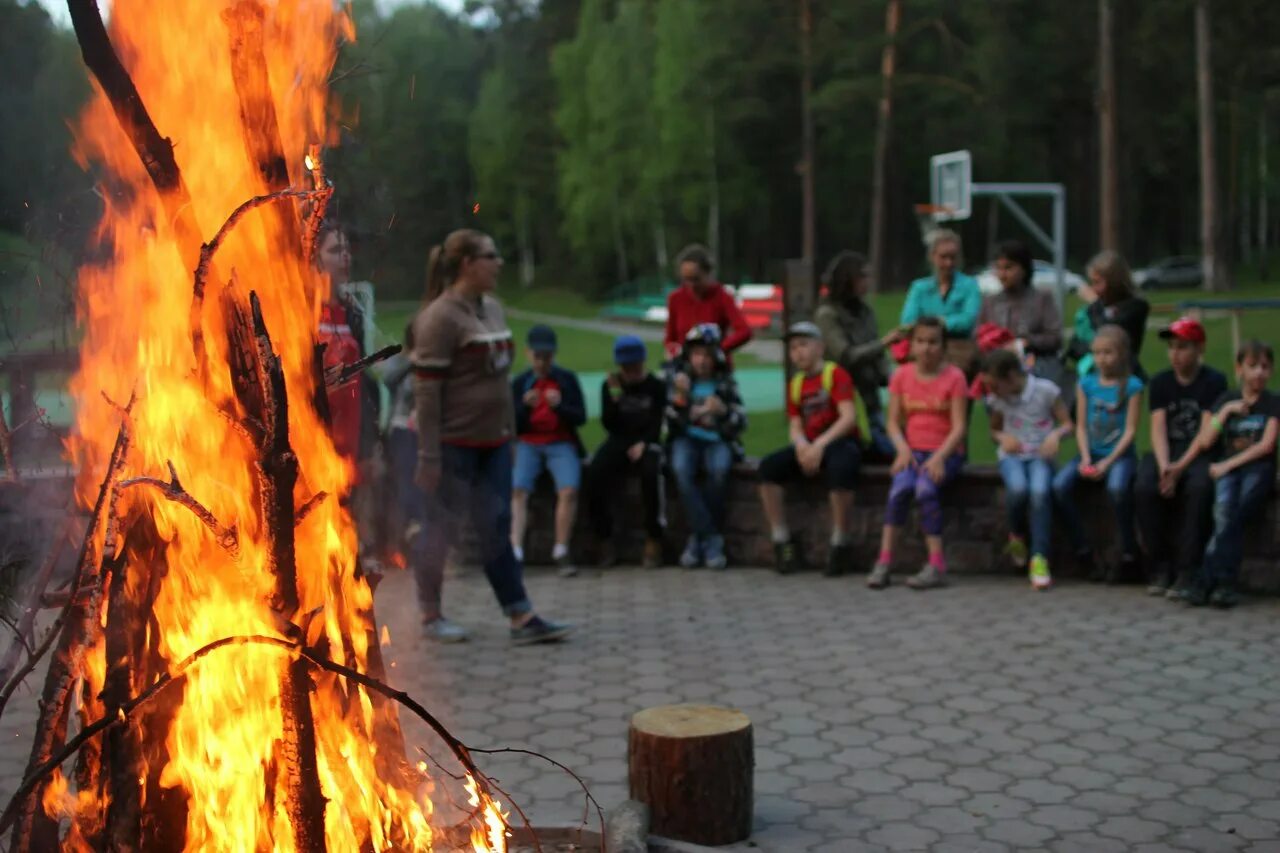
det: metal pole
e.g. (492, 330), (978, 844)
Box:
(1053, 187), (1067, 313)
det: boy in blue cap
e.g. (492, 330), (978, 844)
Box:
(587, 335), (668, 567)
(511, 324), (587, 576)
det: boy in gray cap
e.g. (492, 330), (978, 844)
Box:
(757, 321), (862, 576)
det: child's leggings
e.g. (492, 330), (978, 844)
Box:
(885, 450), (964, 535)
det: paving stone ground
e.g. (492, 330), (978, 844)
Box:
(1, 565), (1278, 851)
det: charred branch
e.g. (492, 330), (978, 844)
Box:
(224, 289), (327, 852)
(66, 0), (204, 271)
(325, 344), (401, 389)
(119, 460), (240, 557)
(223, 0), (293, 197)
(294, 491), (328, 525)
(9, 398), (133, 853)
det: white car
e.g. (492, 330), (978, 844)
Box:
(976, 260), (1085, 296)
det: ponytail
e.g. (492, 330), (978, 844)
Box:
(424, 244), (447, 304)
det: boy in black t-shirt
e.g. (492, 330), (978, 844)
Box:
(1187, 340), (1280, 608)
(1134, 318), (1227, 597)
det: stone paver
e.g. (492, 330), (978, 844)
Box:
(0, 567), (1277, 851)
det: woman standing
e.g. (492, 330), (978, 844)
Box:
(411, 229), (572, 644)
(814, 251), (900, 460)
(900, 229), (982, 377)
(978, 239), (1065, 384)
(1080, 250), (1150, 378)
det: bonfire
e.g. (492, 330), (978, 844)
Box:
(0, 1), (515, 849)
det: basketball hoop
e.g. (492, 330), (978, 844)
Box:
(914, 203), (955, 246)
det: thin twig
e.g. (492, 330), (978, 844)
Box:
(470, 747), (607, 841)
(190, 187), (329, 368)
(0, 518), (72, 689)
(294, 491), (328, 526)
(119, 461), (239, 557)
(325, 344), (401, 388)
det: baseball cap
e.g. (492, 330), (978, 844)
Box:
(784, 320), (823, 341)
(976, 322), (1015, 353)
(1158, 317), (1206, 344)
(526, 324), (558, 353)
(613, 334), (647, 365)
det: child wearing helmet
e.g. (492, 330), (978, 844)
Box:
(666, 324), (747, 569)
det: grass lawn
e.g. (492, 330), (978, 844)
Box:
(376, 277), (1280, 465)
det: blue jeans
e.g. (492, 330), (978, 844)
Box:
(998, 456), (1055, 558)
(1052, 453), (1137, 555)
(419, 442), (531, 619)
(388, 427), (427, 530)
(1199, 460), (1275, 589)
(669, 436), (734, 538)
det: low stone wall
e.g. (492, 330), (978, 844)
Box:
(520, 461), (1280, 593)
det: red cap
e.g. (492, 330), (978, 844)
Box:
(976, 322), (1016, 354)
(1158, 317), (1206, 344)
(889, 337), (912, 365)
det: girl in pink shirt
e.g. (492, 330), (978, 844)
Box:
(870, 316), (969, 590)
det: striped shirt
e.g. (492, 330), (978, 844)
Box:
(410, 290), (516, 461)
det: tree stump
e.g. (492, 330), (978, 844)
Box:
(627, 704), (753, 846)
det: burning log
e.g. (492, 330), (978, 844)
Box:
(223, 287), (328, 852)
(223, 0), (294, 199)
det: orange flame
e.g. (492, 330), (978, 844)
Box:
(66, 1), (503, 850)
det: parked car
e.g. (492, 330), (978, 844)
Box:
(976, 259), (1086, 296)
(1132, 256), (1202, 290)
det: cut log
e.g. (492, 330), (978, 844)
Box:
(627, 704), (753, 846)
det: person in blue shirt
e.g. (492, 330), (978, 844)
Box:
(1052, 324), (1145, 582)
(900, 228), (982, 376)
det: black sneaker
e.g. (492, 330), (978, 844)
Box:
(1209, 585), (1241, 609)
(774, 540), (800, 575)
(597, 540), (617, 569)
(825, 542), (855, 577)
(1115, 553), (1141, 585)
(1165, 572), (1192, 601)
(510, 615), (574, 645)
(1184, 584), (1212, 607)
(1077, 550), (1105, 582)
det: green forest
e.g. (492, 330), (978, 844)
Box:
(4, 0), (1280, 306)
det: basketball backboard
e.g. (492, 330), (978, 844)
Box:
(930, 149), (972, 221)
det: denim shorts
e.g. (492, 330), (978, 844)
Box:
(513, 439), (582, 492)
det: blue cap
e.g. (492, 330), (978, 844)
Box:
(526, 324), (558, 353)
(613, 335), (647, 365)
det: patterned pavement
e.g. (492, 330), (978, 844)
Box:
(2, 564), (1278, 851)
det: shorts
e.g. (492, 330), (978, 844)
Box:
(513, 439), (582, 492)
(758, 437), (861, 491)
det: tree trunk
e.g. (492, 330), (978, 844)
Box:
(628, 704), (753, 847)
(653, 214), (668, 275)
(1097, 0), (1120, 252)
(1260, 114), (1269, 279)
(611, 188), (630, 284)
(798, 0), (816, 282)
(1197, 0), (1227, 291)
(869, 0), (901, 292)
(517, 192), (535, 288)
(706, 106), (720, 264)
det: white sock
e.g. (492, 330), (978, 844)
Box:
(831, 531), (851, 547)
(771, 527), (790, 544)
(552, 543), (569, 560)
(513, 545), (524, 562)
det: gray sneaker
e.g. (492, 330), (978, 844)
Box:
(906, 563), (947, 590)
(679, 536), (702, 569)
(556, 552), (578, 578)
(423, 617), (469, 643)
(866, 562), (892, 590)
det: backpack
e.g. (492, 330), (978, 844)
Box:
(789, 361), (870, 442)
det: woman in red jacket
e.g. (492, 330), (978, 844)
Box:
(663, 245), (754, 365)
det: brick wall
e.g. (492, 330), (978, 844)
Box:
(518, 462), (1280, 593)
